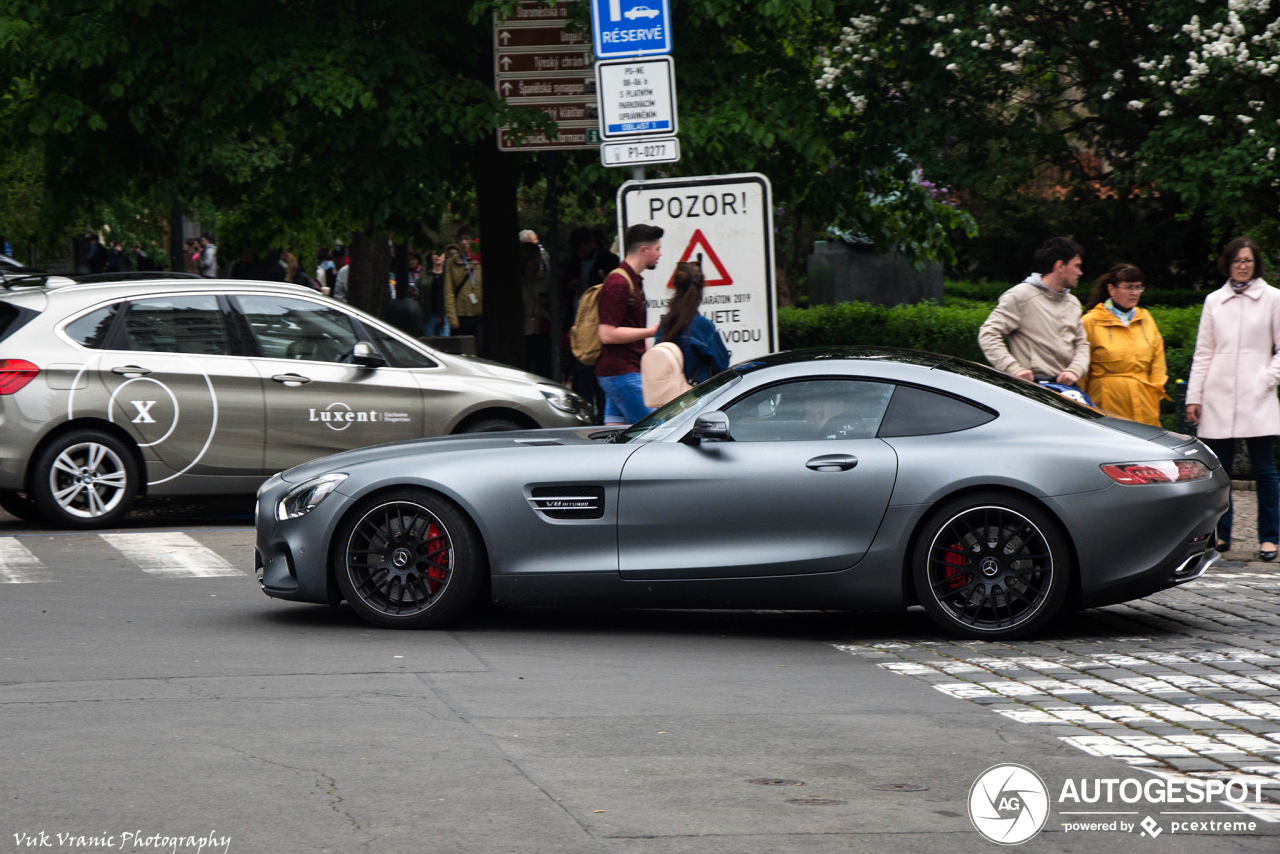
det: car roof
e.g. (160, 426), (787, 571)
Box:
(732, 346), (952, 372)
(2, 276), (324, 301)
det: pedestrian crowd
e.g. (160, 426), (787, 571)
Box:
(978, 234), (1276, 561)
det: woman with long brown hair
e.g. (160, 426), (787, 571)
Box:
(1079, 263), (1168, 426)
(654, 261), (731, 384)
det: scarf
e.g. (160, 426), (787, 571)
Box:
(1104, 298), (1135, 326)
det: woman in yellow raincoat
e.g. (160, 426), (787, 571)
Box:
(1080, 263), (1169, 425)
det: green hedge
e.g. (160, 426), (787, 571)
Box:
(778, 302), (1202, 387)
(943, 279), (1208, 308)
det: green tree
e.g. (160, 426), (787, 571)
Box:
(815, 1), (1280, 266)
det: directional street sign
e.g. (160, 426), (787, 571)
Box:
(600, 137), (680, 167)
(618, 174), (778, 361)
(497, 0), (573, 23)
(512, 101), (599, 124)
(494, 5), (601, 152)
(591, 0), (672, 59)
(595, 56), (676, 140)
(495, 49), (593, 76)
(498, 124), (600, 151)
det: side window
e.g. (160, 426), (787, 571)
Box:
(877, 385), (997, 437)
(368, 326), (438, 368)
(724, 379), (895, 442)
(64, 303), (124, 349)
(234, 296), (359, 363)
(121, 296), (229, 355)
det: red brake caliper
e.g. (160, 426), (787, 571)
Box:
(424, 522), (449, 587)
(943, 544), (967, 590)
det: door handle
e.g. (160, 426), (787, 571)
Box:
(806, 454), (858, 472)
(272, 373), (312, 386)
(111, 365), (151, 376)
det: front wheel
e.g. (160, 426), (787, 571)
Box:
(333, 489), (485, 629)
(30, 430), (140, 529)
(912, 493), (1070, 640)
(462, 418), (523, 433)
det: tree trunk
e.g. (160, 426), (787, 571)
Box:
(347, 231), (391, 318)
(473, 136), (524, 369)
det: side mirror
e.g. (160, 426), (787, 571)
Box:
(351, 341), (387, 368)
(686, 411), (732, 443)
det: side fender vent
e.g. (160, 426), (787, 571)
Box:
(528, 485), (605, 520)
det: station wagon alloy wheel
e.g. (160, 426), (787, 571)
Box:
(913, 494), (1070, 639)
(334, 489), (484, 628)
(50, 442), (130, 517)
(31, 429), (140, 529)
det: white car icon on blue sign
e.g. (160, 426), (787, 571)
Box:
(625, 5), (660, 19)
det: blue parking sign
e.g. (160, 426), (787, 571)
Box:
(591, 0), (672, 58)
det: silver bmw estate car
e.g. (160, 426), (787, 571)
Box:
(255, 348), (1229, 640)
(0, 276), (590, 528)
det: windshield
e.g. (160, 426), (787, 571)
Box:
(619, 371), (742, 443)
(935, 358), (1106, 419)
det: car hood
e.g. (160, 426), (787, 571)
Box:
(277, 426), (610, 483)
(435, 352), (551, 386)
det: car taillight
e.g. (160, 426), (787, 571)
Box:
(0, 360), (38, 395)
(1101, 460), (1211, 485)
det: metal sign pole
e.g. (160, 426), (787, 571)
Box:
(546, 154), (562, 384)
(632, 165), (645, 181)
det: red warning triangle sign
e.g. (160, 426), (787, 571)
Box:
(668, 228), (733, 288)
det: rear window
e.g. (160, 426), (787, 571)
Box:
(64, 303), (123, 349)
(877, 385), (997, 437)
(936, 358), (1105, 420)
(0, 302), (39, 343)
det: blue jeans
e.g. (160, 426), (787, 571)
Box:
(423, 315), (449, 337)
(598, 372), (652, 425)
(1202, 437), (1280, 545)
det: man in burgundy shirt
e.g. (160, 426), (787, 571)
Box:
(596, 224), (664, 424)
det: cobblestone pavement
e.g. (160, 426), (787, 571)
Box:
(835, 552), (1280, 824)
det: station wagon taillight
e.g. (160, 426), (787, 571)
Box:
(1101, 460), (1210, 485)
(0, 359), (38, 395)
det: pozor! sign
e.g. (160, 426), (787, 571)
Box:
(618, 173), (777, 362)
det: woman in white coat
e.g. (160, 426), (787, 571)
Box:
(1186, 237), (1280, 560)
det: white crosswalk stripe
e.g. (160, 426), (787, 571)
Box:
(99, 532), (245, 577)
(0, 537), (55, 583)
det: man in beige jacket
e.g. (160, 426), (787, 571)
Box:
(978, 237), (1090, 385)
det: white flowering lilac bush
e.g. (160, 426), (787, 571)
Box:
(816, 1), (1280, 234)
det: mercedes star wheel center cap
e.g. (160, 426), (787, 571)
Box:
(980, 557), (1000, 577)
(391, 548), (412, 568)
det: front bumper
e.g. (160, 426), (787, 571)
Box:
(255, 475), (351, 604)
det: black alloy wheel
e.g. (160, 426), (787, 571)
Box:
(30, 429), (140, 529)
(913, 493), (1070, 639)
(334, 489), (484, 628)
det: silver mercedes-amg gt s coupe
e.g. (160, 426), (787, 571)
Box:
(255, 348), (1229, 639)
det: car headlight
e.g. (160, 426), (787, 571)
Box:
(539, 383), (587, 414)
(276, 473), (348, 521)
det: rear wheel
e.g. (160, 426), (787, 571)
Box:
(31, 430), (140, 529)
(912, 493), (1070, 640)
(333, 489), (484, 628)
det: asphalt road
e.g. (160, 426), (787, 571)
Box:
(2, 503), (1279, 853)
